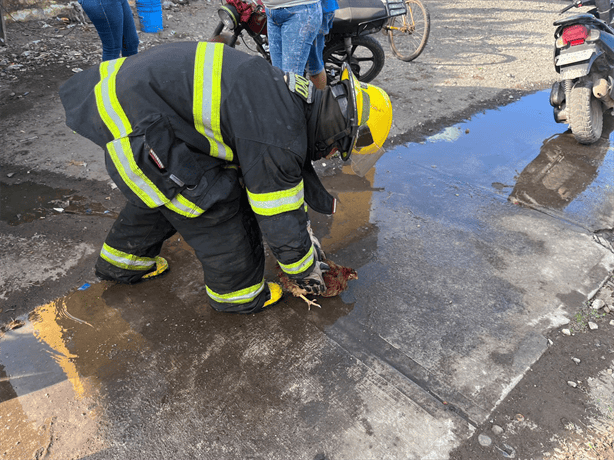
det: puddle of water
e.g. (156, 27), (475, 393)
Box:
(0, 283), (143, 399)
(319, 164), (380, 253)
(0, 237), (358, 458)
(0, 182), (117, 225)
(374, 90), (614, 231)
(0, 281), (152, 458)
(328, 91), (614, 389)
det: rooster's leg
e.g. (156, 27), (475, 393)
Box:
(299, 294), (321, 310)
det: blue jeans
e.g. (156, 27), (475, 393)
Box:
(306, 11), (336, 75)
(79, 0), (140, 61)
(266, 2), (322, 74)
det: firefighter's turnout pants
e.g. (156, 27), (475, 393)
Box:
(95, 192), (269, 314)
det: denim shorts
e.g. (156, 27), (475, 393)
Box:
(266, 2), (322, 74)
(306, 11), (336, 75)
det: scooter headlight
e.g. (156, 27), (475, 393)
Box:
(218, 5), (239, 30)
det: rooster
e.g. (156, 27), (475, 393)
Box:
(276, 258), (358, 309)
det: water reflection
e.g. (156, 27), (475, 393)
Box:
(509, 117), (613, 210)
(0, 284), (126, 459)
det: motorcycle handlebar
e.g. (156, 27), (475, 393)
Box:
(559, 0), (596, 14)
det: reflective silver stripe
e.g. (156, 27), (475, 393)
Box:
(193, 42), (233, 161)
(96, 56), (205, 217)
(206, 279), (265, 304)
(107, 138), (168, 208)
(100, 243), (156, 271)
(166, 193), (205, 218)
(95, 58), (131, 139)
(247, 181), (304, 217)
(278, 245), (315, 275)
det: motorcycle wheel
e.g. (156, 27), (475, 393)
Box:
(387, 0), (430, 62)
(323, 35), (385, 84)
(569, 84), (603, 144)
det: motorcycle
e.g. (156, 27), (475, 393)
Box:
(550, 0), (614, 144)
(209, 0), (418, 83)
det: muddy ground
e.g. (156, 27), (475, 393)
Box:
(2, 0), (614, 458)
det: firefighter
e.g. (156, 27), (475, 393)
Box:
(59, 42), (392, 314)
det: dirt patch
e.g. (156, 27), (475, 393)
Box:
(451, 277), (614, 460)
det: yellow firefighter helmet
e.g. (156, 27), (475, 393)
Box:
(340, 63), (393, 176)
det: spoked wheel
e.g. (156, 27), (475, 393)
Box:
(323, 35), (386, 84)
(569, 83), (603, 144)
(387, 0), (430, 62)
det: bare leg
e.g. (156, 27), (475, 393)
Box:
(310, 70), (327, 90)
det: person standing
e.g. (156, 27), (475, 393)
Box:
(58, 42), (393, 314)
(306, 0), (338, 89)
(262, 0), (322, 74)
(79, 0), (140, 61)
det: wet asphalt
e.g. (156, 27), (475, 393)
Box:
(1, 89), (613, 459)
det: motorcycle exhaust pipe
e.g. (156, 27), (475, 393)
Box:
(550, 81), (569, 123)
(593, 77), (614, 108)
(550, 81), (565, 107)
(553, 105), (568, 123)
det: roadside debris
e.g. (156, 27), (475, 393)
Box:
(3, 319), (25, 331)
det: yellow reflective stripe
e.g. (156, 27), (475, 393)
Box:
(95, 58), (131, 139)
(95, 58), (169, 209)
(193, 42), (233, 161)
(278, 245), (315, 275)
(206, 279), (265, 304)
(94, 56), (205, 218)
(247, 181), (304, 217)
(107, 138), (168, 208)
(165, 193), (205, 218)
(100, 243), (156, 271)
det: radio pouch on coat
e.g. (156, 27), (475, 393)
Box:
(105, 114), (241, 219)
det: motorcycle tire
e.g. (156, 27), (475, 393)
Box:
(323, 35), (385, 84)
(569, 84), (603, 144)
(387, 0), (430, 62)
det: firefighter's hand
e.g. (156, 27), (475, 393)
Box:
(296, 262), (330, 296)
(307, 221), (326, 261)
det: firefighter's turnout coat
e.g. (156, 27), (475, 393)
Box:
(60, 42), (336, 313)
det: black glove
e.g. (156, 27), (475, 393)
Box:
(296, 261), (330, 295)
(307, 220), (326, 261)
